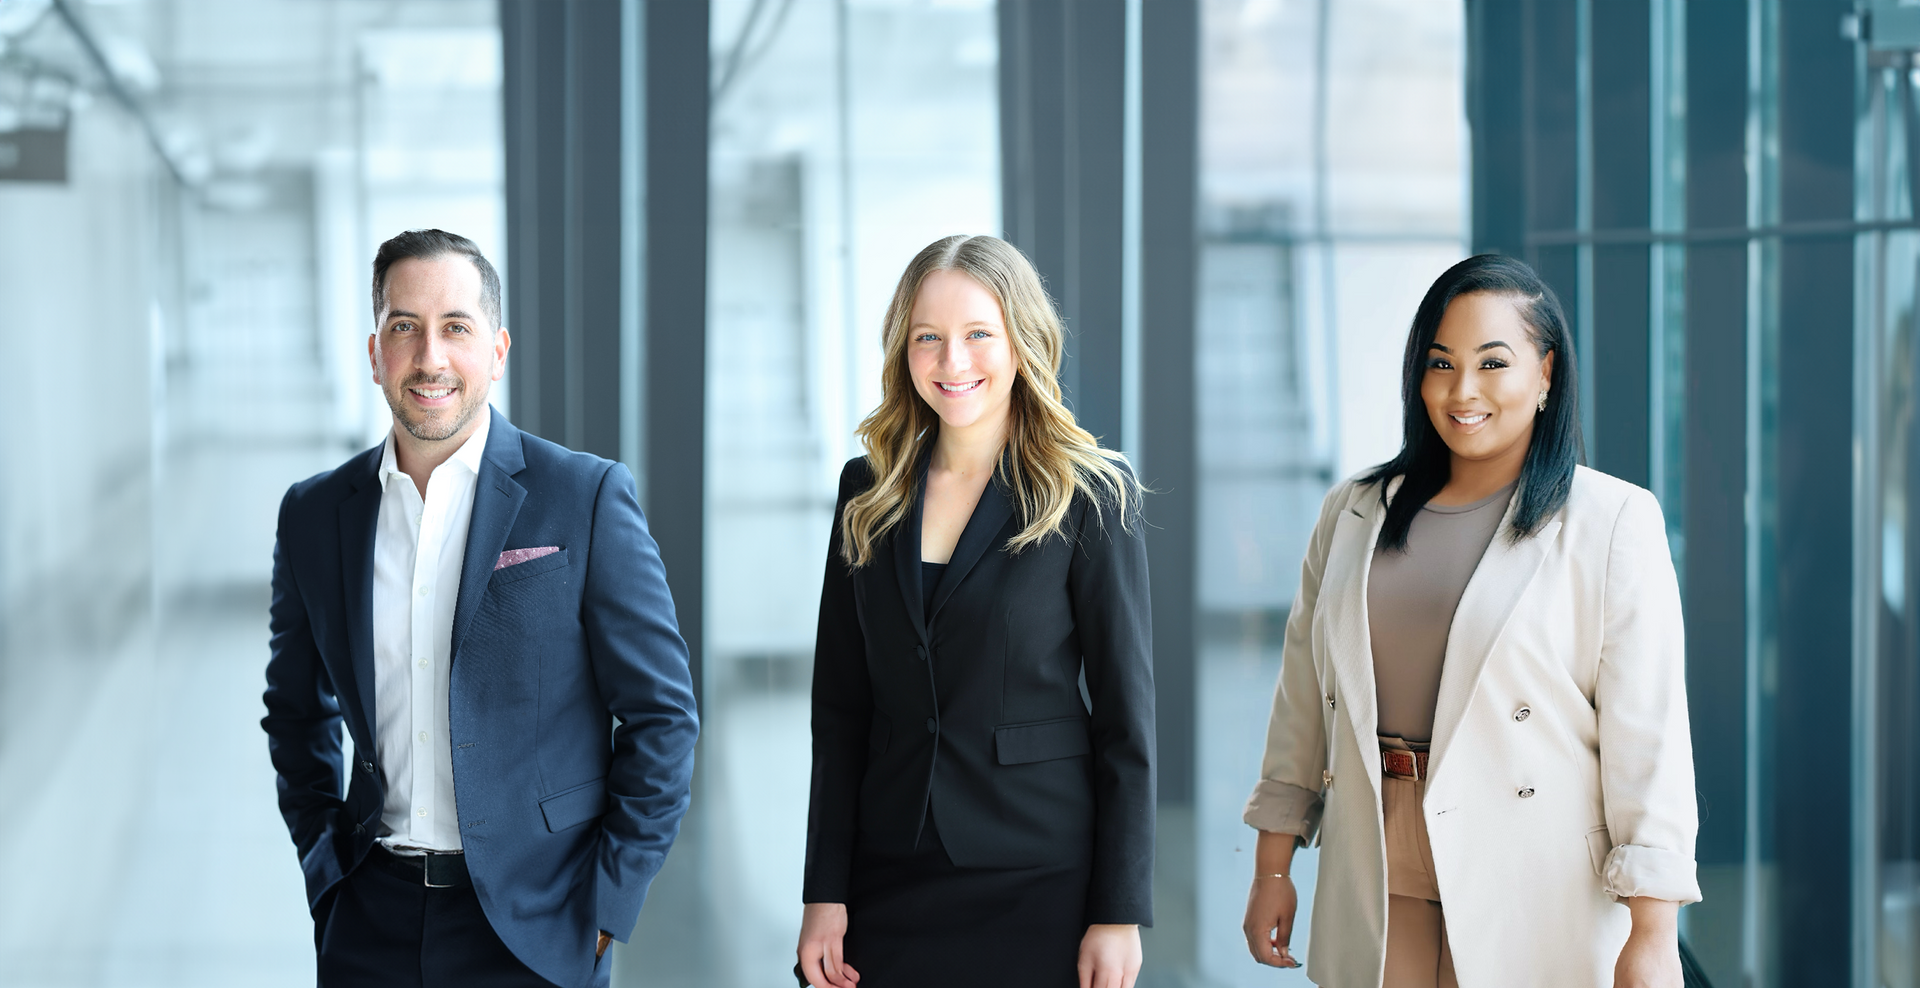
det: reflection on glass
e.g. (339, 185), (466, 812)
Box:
(701, 1), (998, 983)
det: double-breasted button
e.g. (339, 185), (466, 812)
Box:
(1326, 694), (1336, 709)
(1513, 706), (1531, 722)
(925, 718), (936, 734)
(1517, 787), (1536, 799)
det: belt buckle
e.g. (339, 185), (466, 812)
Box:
(422, 852), (455, 889)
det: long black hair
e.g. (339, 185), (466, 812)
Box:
(1364, 254), (1582, 550)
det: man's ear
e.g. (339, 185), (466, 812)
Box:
(491, 327), (512, 382)
(367, 333), (379, 383)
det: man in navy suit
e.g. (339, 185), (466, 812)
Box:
(262, 229), (698, 987)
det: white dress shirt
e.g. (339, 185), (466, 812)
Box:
(371, 414), (490, 852)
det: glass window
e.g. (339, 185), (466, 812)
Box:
(1194, 1), (1464, 983)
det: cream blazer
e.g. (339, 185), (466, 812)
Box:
(1243, 466), (1700, 988)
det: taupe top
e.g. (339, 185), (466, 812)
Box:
(1367, 482), (1515, 742)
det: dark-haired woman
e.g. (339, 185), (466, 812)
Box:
(1238, 255), (1698, 988)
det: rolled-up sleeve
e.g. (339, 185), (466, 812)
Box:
(1595, 488), (1702, 904)
(1243, 482), (1349, 844)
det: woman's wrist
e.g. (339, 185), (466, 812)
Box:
(1625, 896), (1679, 938)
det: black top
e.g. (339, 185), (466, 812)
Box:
(919, 560), (948, 618)
(804, 454), (1157, 925)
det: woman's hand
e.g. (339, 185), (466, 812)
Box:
(1077, 923), (1142, 988)
(796, 902), (860, 988)
(1241, 830), (1303, 968)
(1613, 897), (1681, 988)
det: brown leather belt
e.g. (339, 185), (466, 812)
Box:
(1380, 746), (1430, 781)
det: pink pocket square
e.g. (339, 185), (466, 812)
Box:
(495, 546), (561, 571)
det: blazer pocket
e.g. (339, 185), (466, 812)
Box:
(491, 547), (570, 587)
(995, 716), (1092, 765)
(1585, 825), (1613, 876)
(539, 777), (608, 833)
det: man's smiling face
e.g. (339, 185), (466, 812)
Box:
(369, 255), (507, 445)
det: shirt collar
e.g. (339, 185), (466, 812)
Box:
(378, 409), (493, 488)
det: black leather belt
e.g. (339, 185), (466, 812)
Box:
(369, 844), (470, 888)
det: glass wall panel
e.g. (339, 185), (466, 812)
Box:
(0, 2), (501, 983)
(1194, 1), (1463, 983)
(702, 1), (998, 983)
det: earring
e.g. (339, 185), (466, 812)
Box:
(1536, 389), (1549, 412)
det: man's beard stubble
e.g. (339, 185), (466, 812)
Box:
(385, 371), (486, 443)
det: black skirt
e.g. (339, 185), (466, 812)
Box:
(838, 816), (1092, 988)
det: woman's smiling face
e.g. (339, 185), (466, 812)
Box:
(1420, 291), (1554, 467)
(906, 268), (1018, 432)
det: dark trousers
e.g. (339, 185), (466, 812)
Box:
(316, 847), (584, 988)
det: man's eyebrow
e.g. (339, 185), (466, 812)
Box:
(441, 310), (477, 322)
(385, 309), (422, 323)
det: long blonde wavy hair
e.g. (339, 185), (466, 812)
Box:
(839, 234), (1141, 567)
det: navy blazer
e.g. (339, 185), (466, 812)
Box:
(803, 456), (1156, 925)
(262, 409), (698, 988)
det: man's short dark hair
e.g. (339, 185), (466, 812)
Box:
(371, 229), (503, 331)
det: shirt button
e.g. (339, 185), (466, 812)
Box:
(418, 658), (429, 669)
(417, 585), (430, 597)
(1514, 706), (1532, 722)
(1517, 787), (1536, 799)
(925, 718), (936, 734)
(417, 807), (428, 817)
(418, 731), (429, 743)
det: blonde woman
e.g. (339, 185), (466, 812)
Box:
(1240, 255), (1698, 987)
(794, 235), (1154, 988)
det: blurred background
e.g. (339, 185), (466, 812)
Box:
(0, 0), (1909, 985)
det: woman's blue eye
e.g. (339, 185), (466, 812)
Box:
(968, 330), (990, 339)
(916, 333), (939, 343)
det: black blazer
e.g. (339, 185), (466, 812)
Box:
(802, 455), (1155, 925)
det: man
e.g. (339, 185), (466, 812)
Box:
(262, 229), (698, 987)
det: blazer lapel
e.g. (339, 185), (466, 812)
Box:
(337, 446), (384, 738)
(450, 410), (528, 660)
(1425, 494), (1563, 790)
(1320, 481), (1390, 795)
(928, 470), (1016, 625)
(892, 464), (931, 646)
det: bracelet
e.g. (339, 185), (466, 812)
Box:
(1256, 873), (1291, 881)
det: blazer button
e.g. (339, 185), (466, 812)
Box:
(1513, 706), (1531, 722)
(1322, 770), (1333, 789)
(1517, 787), (1536, 799)
(925, 718), (936, 734)
(353, 823), (365, 834)
(361, 760), (375, 774)
(1326, 694), (1336, 709)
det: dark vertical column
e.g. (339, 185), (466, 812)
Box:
(501, 0), (567, 439)
(569, 3), (626, 461)
(1467, 0), (1528, 257)
(1771, 2), (1855, 979)
(1589, 0), (1650, 486)
(501, 0), (623, 454)
(643, 0), (709, 699)
(1525, 0), (1579, 302)
(1680, 0), (1748, 980)
(1139, 0), (1198, 973)
(998, 0), (1125, 446)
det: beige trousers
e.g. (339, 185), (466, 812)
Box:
(1380, 736), (1457, 988)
